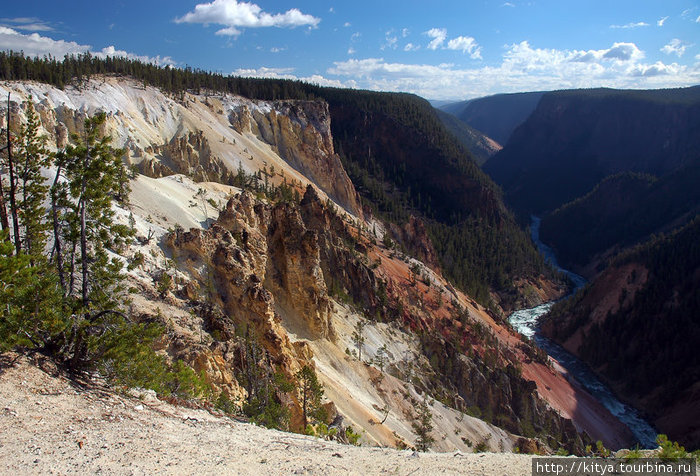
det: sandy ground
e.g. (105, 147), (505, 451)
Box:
(0, 354), (536, 476)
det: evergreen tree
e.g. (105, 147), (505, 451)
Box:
(296, 365), (325, 430)
(0, 232), (63, 352)
(59, 112), (133, 307)
(15, 99), (51, 262)
(412, 396), (435, 452)
(352, 319), (366, 362)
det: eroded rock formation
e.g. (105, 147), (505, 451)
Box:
(229, 100), (361, 215)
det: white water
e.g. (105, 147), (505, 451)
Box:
(508, 217), (657, 448)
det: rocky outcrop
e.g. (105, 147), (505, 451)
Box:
(142, 131), (235, 184)
(229, 100), (361, 215)
(166, 189), (336, 354)
(389, 216), (440, 272)
(266, 203), (335, 341)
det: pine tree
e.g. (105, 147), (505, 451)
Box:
(0, 232), (63, 352)
(412, 396), (435, 452)
(352, 319), (366, 362)
(60, 112), (133, 307)
(15, 99), (51, 262)
(50, 113), (135, 368)
(296, 365), (325, 430)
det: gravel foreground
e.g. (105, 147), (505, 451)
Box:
(0, 354), (535, 475)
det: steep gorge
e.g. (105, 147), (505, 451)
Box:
(0, 74), (631, 453)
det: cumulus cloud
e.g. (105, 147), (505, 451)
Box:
(446, 36), (482, 59)
(425, 28), (446, 50)
(0, 26), (88, 57)
(175, 0), (320, 36)
(0, 27), (175, 66)
(322, 41), (698, 100)
(404, 43), (419, 52)
(424, 28), (482, 59)
(94, 46), (175, 66)
(657, 16), (668, 26)
(232, 66), (351, 88)
(661, 38), (690, 57)
(610, 21), (649, 29)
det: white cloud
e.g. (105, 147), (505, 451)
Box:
(0, 26), (88, 57)
(322, 41), (699, 100)
(0, 27), (175, 66)
(502, 2), (515, 7)
(657, 16), (668, 26)
(446, 36), (482, 59)
(94, 46), (176, 66)
(404, 43), (419, 52)
(661, 38), (690, 57)
(233, 66), (295, 77)
(270, 46), (286, 53)
(175, 0), (320, 37)
(381, 30), (398, 50)
(401, 28), (409, 38)
(347, 47), (356, 55)
(232, 66), (351, 88)
(0, 17), (53, 32)
(343, 22), (351, 27)
(610, 21), (649, 29)
(424, 28), (482, 59)
(425, 28), (446, 50)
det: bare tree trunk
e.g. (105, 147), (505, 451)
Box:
(50, 165), (66, 291)
(80, 130), (90, 306)
(80, 181), (88, 305)
(6, 92), (21, 254)
(0, 171), (8, 232)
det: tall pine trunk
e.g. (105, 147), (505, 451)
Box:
(80, 145), (89, 306)
(6, 92), (21, 254)
(50, 166), (66, 292)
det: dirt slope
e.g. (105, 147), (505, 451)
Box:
(0, 354), (536, 475)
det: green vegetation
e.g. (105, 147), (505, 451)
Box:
(484, 86), (700, 217)
(0, 102), (207, 403)
(352, 320), (366, 362)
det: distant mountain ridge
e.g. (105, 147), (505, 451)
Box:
(540, 167), (700, 275)
(483, 86), (700, 218)
(434, 109), (502, 166)
(440, 91), (545, 145)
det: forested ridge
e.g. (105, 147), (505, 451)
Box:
(0, 51), (550, 308)
(540, 168), (700, 272)
(484, 85), (700, 218)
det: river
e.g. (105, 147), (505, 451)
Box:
(507, 217), (657, 448)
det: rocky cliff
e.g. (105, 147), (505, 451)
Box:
(229, 100), (361, 215)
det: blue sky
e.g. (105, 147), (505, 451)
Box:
(1, 0), (699, 99)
